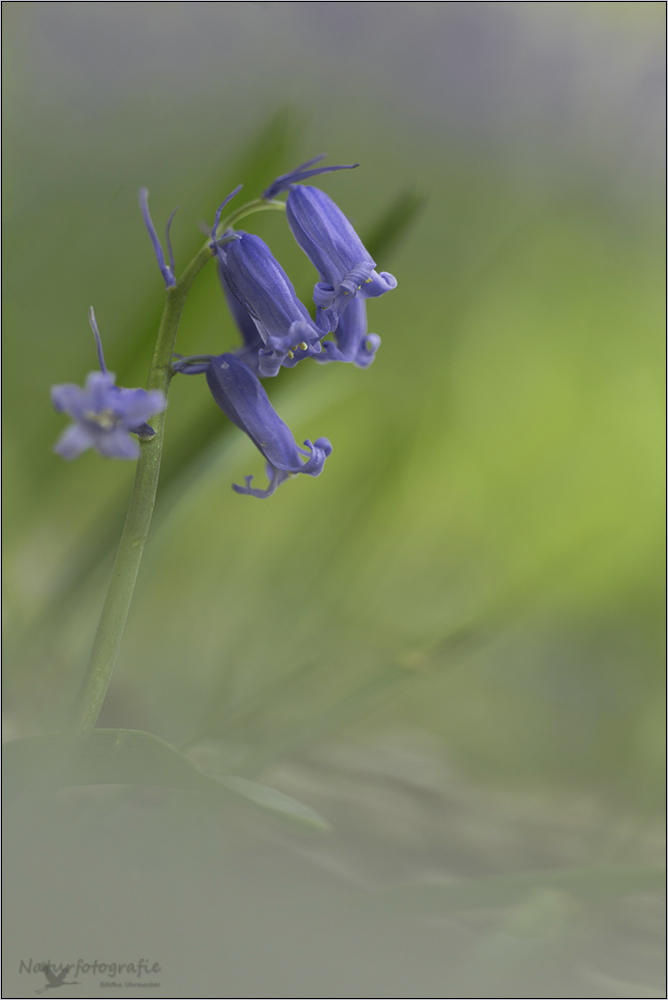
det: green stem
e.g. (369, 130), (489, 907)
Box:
(70, 197), (284, 733)
(222, 198), (285, 230)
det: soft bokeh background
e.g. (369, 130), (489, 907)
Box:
(3, 3), (665, 997)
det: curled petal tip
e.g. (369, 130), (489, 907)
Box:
(313, 436), (333, 457)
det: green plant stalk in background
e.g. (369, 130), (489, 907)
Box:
(70, 199), (286, 734)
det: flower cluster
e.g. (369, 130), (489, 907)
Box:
(52, 158), (396, 498)
(200, 157), (396, 496)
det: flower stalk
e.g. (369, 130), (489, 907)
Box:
(70, 199), (283, 733)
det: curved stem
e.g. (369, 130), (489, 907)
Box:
(70, 264), (208, 732)
(222, 198), (285, 231)
(70, 198), (284, 733)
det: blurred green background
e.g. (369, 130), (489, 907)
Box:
(2, 4), (665, 998)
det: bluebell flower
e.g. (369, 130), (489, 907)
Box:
(263, 157), (396, 331)
(51, 309), (167, 460)
(315, 297), (380, 369)
(285, 184), (397, 332)
(215, 232), (324, 378)
(217, 261), (265, 375)
(180, 353), (332, 498)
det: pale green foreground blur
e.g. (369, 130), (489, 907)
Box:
(2, 4), (665, 998)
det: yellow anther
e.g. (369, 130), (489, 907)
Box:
(287, 350), (294, 359)
(298, 342), (308, 351)
(84, 409), (116, 430)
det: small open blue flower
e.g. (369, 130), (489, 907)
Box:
(51, 309), (167, 460)
(215, 232), (324, 378)
(285, 184), (397, 332)
(205, 353), (332, 498)
(315, 297), (380, 369)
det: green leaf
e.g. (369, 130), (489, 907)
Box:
(220, 776), (329, 831)
(3, 728), (328, 831)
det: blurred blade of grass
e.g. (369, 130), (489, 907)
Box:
(226, 620), (491, 779)
(582, 970), (666, 999)
(466, 886), (602, 995)
(363, 187), (427, 264)
(464, 887), (579, 994)
(220, 775), (329, 832)
(231, 665), (410, 778)
(4, 728), (328, 831)
(181, 658), (321, 752)
(12, 109), (303, 652)
(358, 866), (666, 914)
(183, 624), (484, 773)
(158, 401), (479, 766)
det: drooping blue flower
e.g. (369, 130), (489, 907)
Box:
(51, 308), (167, 461)
(206, 185), (267, 372)
(315, 296), (380, 369)
(204, 353), (332, 498)
(284, 184), (397, 332)
(217, 260), (265, 375)
(215, 232), (324, 378)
